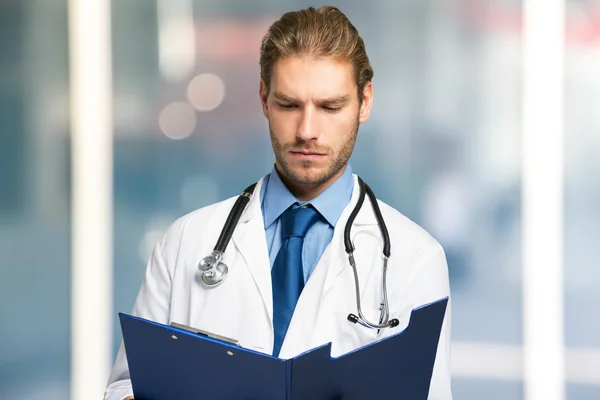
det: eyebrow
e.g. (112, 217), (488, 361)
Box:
(319, 95), (350, 105)
(273, 91), (350, 105)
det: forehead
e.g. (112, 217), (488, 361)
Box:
(270, 56), (356, 99)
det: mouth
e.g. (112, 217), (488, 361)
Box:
(289, 150), (327, 161)
(291, 150), (326, 156)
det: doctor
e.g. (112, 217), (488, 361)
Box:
(105, 5), (452, 400)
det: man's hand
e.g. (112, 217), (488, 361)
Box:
(124, 397), (134, 400)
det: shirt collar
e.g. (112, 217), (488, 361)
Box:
(262, 164), (354, 229)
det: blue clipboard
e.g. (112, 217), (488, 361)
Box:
(119, 297), (448, 400)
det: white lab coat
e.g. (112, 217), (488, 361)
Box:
(104, 175), (453, 399)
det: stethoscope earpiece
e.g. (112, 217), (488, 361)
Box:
(347, 313), (400, 329)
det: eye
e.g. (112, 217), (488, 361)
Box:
(323, 106), (341, 113)
(278, 103), (297, 110)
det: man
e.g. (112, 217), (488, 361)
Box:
(105, 6), (452, 399)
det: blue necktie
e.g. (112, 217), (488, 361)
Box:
(271, 205), (321, 357)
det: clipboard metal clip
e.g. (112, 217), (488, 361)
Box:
(170, 322), (240, 346)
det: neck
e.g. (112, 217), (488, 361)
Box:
(275, 164), (347, 202)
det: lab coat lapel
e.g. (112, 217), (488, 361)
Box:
(231, 178), (274, 323)
(323, 175), (379, 294)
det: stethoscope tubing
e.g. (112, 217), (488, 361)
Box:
(198, 176), (399, 330)
(214, 183), (257, 253)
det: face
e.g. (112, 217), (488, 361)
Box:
(260, 55), (373, 196)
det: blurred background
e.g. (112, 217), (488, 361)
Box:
(0, 0), (598, 399)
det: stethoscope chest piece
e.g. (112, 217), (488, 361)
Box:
(198, 251), (228, 287)
(201, 262), (228, 287)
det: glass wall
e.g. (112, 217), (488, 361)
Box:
(0, 1), (71, 399)
(564, 1), (600, 398)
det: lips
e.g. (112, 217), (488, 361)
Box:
(289, 151), (327, 161)
(290, 148), (327, 155)
(292, 151), (325, 156)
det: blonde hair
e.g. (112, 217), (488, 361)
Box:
(259, 6), (373, 102)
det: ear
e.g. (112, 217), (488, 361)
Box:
(259, 80), (269, 119)
(358, 81), (373, 124)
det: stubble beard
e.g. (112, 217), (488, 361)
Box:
(269, 118), (359, 187)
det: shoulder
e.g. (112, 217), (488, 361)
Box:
(159, 176), (266, 247)
(164, 195), (240, 242)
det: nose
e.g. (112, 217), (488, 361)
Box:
(296, 107), (319, 141)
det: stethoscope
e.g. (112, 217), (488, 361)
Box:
(197, 177), (399, 331)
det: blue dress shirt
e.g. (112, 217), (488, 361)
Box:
(259, 164), (354, 283)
